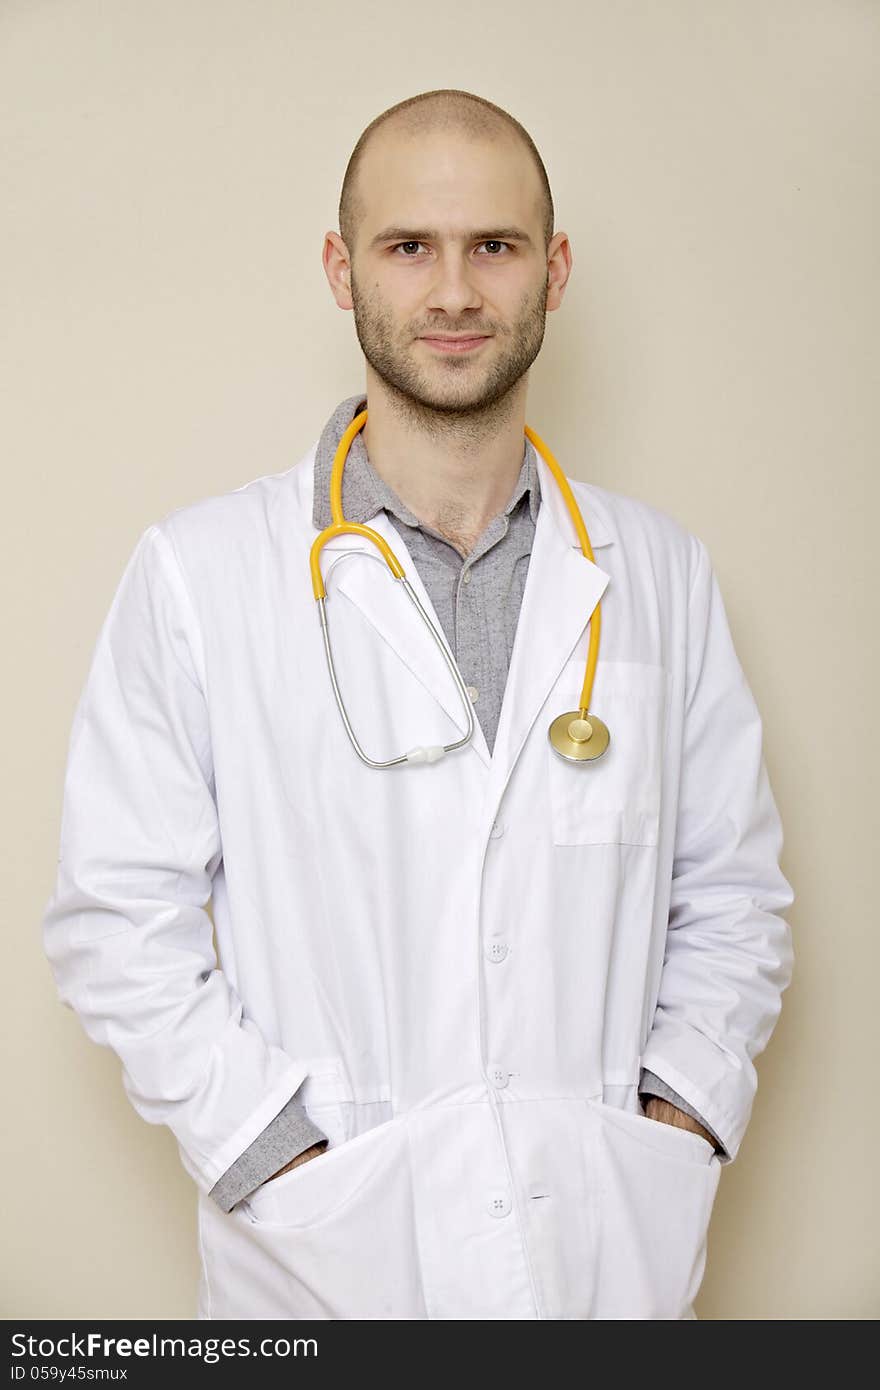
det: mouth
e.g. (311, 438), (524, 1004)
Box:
(419, 335), (491, 354)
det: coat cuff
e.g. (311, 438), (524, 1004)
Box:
(208, 1098), (329, 1213)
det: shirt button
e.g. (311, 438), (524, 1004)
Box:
(488, 1064), (509, 1089)
(462, 569), (472, 584)
(487, 1191), (512, 1218)
(485, 939), (509, 963)
(466, 685), (479, 703)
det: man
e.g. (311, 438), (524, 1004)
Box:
(42, 88), (794, 1320)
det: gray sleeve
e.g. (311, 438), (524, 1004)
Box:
(208, 1098), (329, 1213)
(638, 1068), (728, 1156)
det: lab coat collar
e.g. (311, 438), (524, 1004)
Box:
(486, 451), (613, 785)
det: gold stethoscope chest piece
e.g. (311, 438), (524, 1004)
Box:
(548, 711), (611, 762)
(309, 405), (611, 768)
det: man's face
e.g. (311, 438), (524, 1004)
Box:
(345, 130), (554, 415)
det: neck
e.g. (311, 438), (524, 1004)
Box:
(359, 369), (529, 558)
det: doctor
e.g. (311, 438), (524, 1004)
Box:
(42, 87), (794, 1320)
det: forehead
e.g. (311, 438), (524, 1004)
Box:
(357, 128), (541, 237)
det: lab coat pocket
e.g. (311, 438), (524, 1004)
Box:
(243, 1109), (393, 1228)
(202, 1112), (427, 1319)
(548, 660), (669, 846)
(588, 1099), (721, 1319)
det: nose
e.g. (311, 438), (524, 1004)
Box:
(424, 247), (484, 319)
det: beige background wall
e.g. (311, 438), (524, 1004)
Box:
(3, 0), (876, 1319)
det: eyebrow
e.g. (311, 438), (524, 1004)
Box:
(369, 226), (534, 249)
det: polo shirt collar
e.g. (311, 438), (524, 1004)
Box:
(312, 393), (541, 532)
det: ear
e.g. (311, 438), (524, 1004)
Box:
(546, 231), (573, 311)
(323, 231), (354, 311)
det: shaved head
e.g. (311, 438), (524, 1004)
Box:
(338, 89), (554, 259)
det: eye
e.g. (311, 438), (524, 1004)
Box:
(390, 240), (513, 257)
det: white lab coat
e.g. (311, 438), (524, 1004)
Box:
(42, 439), (794, 1320)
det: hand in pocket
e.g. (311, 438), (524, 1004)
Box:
(264, 1139), (329, 1185)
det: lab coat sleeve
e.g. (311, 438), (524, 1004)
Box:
(41, 523), (314, 1196)
(639, 535), (795, 1164)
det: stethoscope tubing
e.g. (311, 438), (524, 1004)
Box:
(309, 407), (604, 767)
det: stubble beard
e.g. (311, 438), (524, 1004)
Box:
(349, 274), (550, 437)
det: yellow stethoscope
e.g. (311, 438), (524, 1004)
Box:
(309, 407), (610, 769)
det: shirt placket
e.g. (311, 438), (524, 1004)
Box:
(455, 515), (511, 753)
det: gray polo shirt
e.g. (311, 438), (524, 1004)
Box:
(208, 393), (722, 1213)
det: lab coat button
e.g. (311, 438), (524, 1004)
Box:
(487, 1191), (512, 1218)
(490, 819), (505, 838)
(485, 939), (509, 963)
(488, 1064), (509, 1088)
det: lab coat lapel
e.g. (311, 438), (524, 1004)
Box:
(485, 454), (614, 796)
(318, 514), (494, 768)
